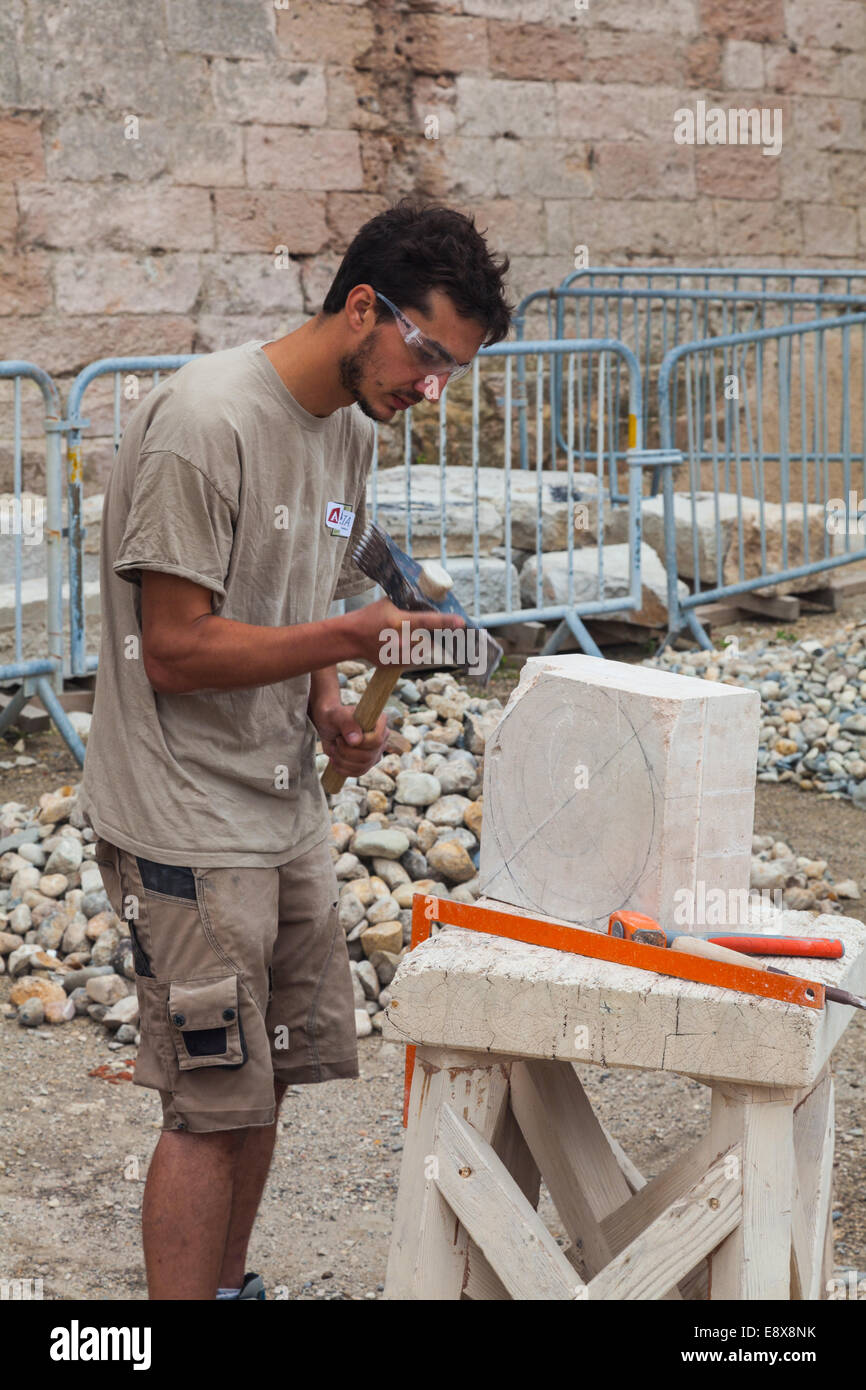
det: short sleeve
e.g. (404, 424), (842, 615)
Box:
(113, 451), (236, 600)
(332, 463), (377, 602)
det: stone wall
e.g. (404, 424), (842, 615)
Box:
(2, 0), (865, 491)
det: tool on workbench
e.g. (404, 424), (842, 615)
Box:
(608, 909), (844, 958)
(609, 911), (866, 1012)
(321, 524), (503, 795)
(398, 894), (834, 1126)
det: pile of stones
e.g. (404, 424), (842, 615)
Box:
(0, 663), (502, 1042)
(0, 786), (140, 1040)
(750, 835), (858, 913)
(651, 622), (866, 805)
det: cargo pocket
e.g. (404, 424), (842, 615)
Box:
(167, 975), (248, 1071)
(127, 921), (154, 978)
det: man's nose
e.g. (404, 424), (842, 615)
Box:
(413, 369), (451, 402)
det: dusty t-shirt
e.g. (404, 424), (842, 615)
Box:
(78, 340), (377, 867)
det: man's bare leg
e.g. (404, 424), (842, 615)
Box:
(142, 1127), (249, 1300)
(217, 1079), (290, 1290)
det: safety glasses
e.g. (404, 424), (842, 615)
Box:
(374, 291), (474, 385)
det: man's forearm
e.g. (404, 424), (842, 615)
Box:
(147, 611), (358, 695)
(308, 662), (343, 716)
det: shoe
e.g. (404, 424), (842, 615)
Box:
(236, 1272), (266, 1300)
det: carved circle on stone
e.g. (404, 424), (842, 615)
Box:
(483, 680), (656, 925)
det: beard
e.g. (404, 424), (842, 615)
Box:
(338, 331), (384, 421)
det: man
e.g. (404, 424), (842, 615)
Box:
(77, 198), (512, 1300)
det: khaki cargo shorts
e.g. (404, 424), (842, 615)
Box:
(93, 835), (359, 1133)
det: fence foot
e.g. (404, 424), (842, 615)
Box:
(0, 684), (29, 737)
(33, 677), (86, 768)
(541, 613), (603, 660)
(684, 610), (715, 652)
(658, 608), (716, 658)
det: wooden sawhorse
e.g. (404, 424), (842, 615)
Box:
(381, 897), (866, 1300)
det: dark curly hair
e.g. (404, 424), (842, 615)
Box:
(321, 198), (513, 346)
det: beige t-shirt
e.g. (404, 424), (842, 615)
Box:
(78, 340), (377, 867)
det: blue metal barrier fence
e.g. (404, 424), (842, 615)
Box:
(656, 312), (866, 649)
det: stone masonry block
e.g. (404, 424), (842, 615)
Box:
(765, 46), (841, 97)
(722, 39), (765, 88)
(593, 143), (696, 201)
(695, 146), (781, 201)
(685, 36), (724, 86)
(486, 21), (585, 82)
(45, 115), (171, 183)
(299, 254), (342, 316)
(14, 3), (213, 122)
(195, 313), (307, 353)
(275, 1), (375, 65)
(802, 202), (858, 257)
(211, 59), (327, 126)
(166, 0), (275, 57)
(407, 13), (489, 74)
(199, 252), (304, 315)
(215, 190), (328, 254)
(698, 0), (785, 41)
(785, 0), (866, 50)
(555, 83), (684, 142)
(461, 0), (553, 20)
(411, 80), (458, 142)
(545, 198), (717, 263)
(19, 184), (214, 251)
(246, 128), (363, 190)
(325, 193), (390, 251)
(454, 76), (556, 139)
(461, 198), (547, 255)
(0, 187), (17, 245)
(839, 53), (866, 99)
(326, 69), (392, 133)
(494, 138), (592, 200)
(827, 152), (866, 205)
(169, 124), (245, 186)
(583, 0), (699, 35)
(780, 147), (834, 203)
(55, 253), (201, 315)
(712, 200), (802, 256)
(0, 117), (45, 181)
(0, 253), (52, 316)
(581, 31), (684, 86)
(0, 6), (18, 107)
(791, 96), (862, 150)
(8, 315), (195, 377)
(478, 654), (760, 932)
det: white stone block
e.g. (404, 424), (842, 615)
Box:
(640, 491), (830, 595)
(519, 542), (688, 624)
(478, 654), (760, 932)
(366, 464), (609, 558)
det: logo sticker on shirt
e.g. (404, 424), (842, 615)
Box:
(325, 501), (355, 538)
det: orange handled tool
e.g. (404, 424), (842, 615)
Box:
(609, 911), (844, 958)
(610, 911), (866, 1013)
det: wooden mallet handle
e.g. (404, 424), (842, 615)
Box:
(320, 665), (409, 797)
(321, 561), (455, 798)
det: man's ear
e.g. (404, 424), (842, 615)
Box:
(344, 283), (377, 332)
